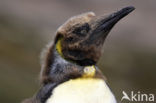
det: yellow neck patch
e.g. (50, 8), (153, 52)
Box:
(83, 65), (96, 77)
(56, 38), (64, 58)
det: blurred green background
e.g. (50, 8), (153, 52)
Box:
(0, 0), (156, 103)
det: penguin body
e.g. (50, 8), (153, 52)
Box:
(46, 78), (116, 103)
(22, 6), (135, 103)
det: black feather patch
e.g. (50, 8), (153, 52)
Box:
(72, 23), (90, 36)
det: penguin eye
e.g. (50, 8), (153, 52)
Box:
(73, 23), (90, 36)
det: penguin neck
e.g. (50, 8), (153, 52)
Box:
(55, 39), (96, 66)
(55, 49), (75, 66)
(53, 48), (97, 78)
(52, 48), (70, 69)
(55, 45), (95, 68)
(42, 45), (105, 85)
(53, 39), (97, 79)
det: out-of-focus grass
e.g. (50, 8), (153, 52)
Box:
(0, 16), (41, 103)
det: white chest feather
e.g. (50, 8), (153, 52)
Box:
(46, 78), (116, 103)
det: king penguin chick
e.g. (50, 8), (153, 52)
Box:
(22, 6), (135, 103)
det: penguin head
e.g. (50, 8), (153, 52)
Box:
(54, 6), (135, 66)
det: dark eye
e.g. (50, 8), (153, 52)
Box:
(73, 23), (90, 36)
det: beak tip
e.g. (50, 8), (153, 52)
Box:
(123, 6), (135, 13)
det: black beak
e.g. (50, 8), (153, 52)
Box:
(88, 6), (135, 43)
